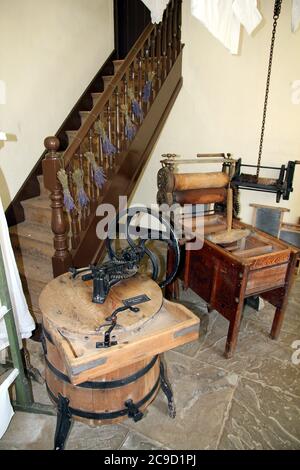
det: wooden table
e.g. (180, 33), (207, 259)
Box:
(166, 217), (299, 358)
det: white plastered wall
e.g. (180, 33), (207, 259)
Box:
(0, 0), (114, 209)
(132, 0), (300, 225)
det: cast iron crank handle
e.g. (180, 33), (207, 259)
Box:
(69, 266), (92, 279)
(105, 305), (140, 323)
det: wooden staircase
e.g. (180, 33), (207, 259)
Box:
(8, 60), (125, 320)
(8, 0), (183, 322)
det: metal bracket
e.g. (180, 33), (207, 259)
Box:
(125, 399), (144, 423)
(96, 321), (118, 349)
(160, 362), (176, 419)
(54, 394), (72, 451)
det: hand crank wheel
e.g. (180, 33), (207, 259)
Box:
(106, 207), (180, 289)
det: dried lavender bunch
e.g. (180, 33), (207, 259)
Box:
(143, 71), (155, 103)
(72, 168), (89, 208)
(94, 120), (117, 156)
(128, 87), (143, 122)
(122, 104), (137, 142)
(57, 169), (76, 212)
(85, 152), (106, 189)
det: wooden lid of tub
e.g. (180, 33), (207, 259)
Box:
(39, 273), (163, 336)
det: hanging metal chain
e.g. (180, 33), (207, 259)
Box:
(257, 0), (283, 179)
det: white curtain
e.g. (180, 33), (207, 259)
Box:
(141, 0), (169, 24)
(0, 369), (18, 439)
(191, 0), (262, 54)
(292, 0), (300, 32)
(0, 197), (35, 352)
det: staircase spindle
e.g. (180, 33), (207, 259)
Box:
(123, 73), (129, 148)
(156, 23), (162, 90)
(144, 40), (151, 110)
(167, 1), (174, 73)
(172, 0), (178, 61)
(42, 137), (73, 277)
(177, 0), (182, 54)
(88, 129), (98, 206)
(97, 121), (104, 167)
(67, 164), (80, 249)
(162, 9), (168, 80)
(150, 28), (157, 98)
(138, 49), (145, 114)
(115, 86), (121, 152)
(79, 148), (89, 230)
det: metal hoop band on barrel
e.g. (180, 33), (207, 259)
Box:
(44, 354), (159, 390)
(46, 376), (160, 421)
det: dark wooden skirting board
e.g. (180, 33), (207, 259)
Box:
(71, 50), (184, 268)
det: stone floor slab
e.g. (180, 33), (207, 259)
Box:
(219, 377), (300, 450)
(120, 430), (166, 450)
(122, 351), (237, 450)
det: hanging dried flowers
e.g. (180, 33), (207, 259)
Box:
(85, 152), (106, 189)
(72, 168), (89, 209)
(143, 71), (155, 103)
(94, 120), (117, 156)
(57, 169), (76, 212)
(128, 87), (144, 122)
(121, 104), (137, 142)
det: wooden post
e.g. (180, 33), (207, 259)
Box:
(42, 137), (73, 277)
(270, 251), (299, 340)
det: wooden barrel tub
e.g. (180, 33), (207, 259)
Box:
(43, 327), (161, 426)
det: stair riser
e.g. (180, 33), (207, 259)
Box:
(37, 177), (49, 197)
(11, 234), (53, 260)
(102, 77), (113, 91)
(23, 206), (52, 225)
(66, 131), (78, 146)
(113, 60), (124, 74)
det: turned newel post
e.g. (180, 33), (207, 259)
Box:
(42, 136), (73, 277)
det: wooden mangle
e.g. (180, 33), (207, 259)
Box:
(157, 154), (299, 359)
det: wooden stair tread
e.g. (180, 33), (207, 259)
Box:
(113, 60), (124, 73)
(10, 221), (53, 244)
(15, 252), (53, 285)
(91, 92), (103, 99)
(21, 195), (51, 210)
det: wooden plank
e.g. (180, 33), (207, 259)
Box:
(245, 264), (288, 297)
(45, 299), (200, 385)
(233, 245), (273, 258)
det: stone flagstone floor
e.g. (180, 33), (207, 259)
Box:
(1, 277), (299, 450)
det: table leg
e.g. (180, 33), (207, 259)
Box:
(270, 253), (298, 341)
(160, 361), (176, 419)
(54, 394), (72, 451)
(225, 267), (249, 359)
(225, 308), (243, 359)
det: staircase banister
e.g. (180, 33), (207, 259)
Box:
(62, 23), (155, 168)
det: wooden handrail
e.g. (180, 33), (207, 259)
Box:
(63, 23), (156, 167)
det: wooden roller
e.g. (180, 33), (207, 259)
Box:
(174, 188), (227, 205)
(157, 167), (230, 192)
(157, 188), (227, 206)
